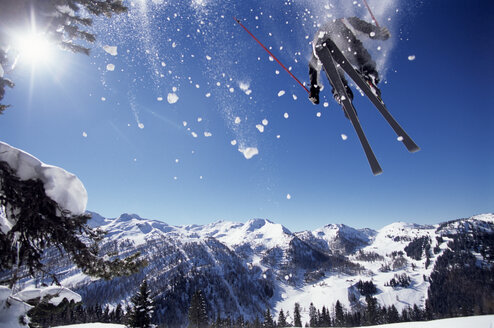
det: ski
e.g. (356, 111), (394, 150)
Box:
(324, 38), (420, 153)
(316, 46), (383, 175)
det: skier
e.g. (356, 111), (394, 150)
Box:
(308, 17), (390, 110)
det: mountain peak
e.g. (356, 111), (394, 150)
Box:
(245, 218), (270, 231)
(116, 213), (144, 222)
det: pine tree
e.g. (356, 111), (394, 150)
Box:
(263, 308), (274, 328)
(102, 305), (110, 323)
(253, 316), (262, 328)
(320, 306), (331, 327)
(334, 300), (344, 327)
(188, 290), (208, 328)
(308, 303), (317, 327)
(387, 305), (400, 323)
(0, 161), (145, 287)
(277, 308), (287, 327)
(364, 296), (379, 325)
(293, 303), (302, 327)
(114, 303), (123, 324)
(128, 280), (154, 328)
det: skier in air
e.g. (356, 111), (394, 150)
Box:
(308, 17), (390, 111)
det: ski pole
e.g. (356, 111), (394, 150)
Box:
(362, 0), (380, 27)
(233, 17), (309, 94)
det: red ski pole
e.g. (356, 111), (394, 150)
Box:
(233, 17), (309, 94)
(362, 0), (380, 27)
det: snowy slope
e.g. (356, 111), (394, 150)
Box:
(296, 223), (376, 254)
(52, 315), (494, 328)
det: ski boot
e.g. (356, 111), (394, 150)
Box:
(359, 69), (382, 101)
(332, 86), (354, 119)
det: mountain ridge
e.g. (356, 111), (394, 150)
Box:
(19, 212), (494, 327)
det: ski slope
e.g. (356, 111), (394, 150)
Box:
(53, 315), (494, 328)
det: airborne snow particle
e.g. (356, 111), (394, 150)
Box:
(239, 147), (259, 159)
(377, 46), (382, 51)
(408, 55), (416, 61)
(370, 31), (376, 37)
(197, 117), (202, 122)
(286, 194), (291, 200)
(82, 132), (87, 138)
(262, 119), (268, 126)
(175, 159), (179, 163)
(138, 123), (144, 129)
(284, 112), (289, 119)
(101, 97), (106, 101)
(316, 112), (322, 117)
(323, 102), (329, 107)
(275, 70), (280, 75)
(239, 81), (250, 91)
(341, 134), (348, 140)
(191, 132), (198, 138)
(269, 56), (274, 62)
(256, 124), (264, 133)
(204, 131), (212, 137)
(103, 45), (117, 56)
(205, 93), (211, 98)
(231, 140), (237, 146)
(229, 87), (235, 93)
(161, 61), (166, 67)
(292, 94), (298, 100)
(397, 136), (404, 141)
(206, 55), (212, 60)
(278, 90), (286, 97)
(276, 135), (281, 139)
(234, 117), (241, 124)
(106, 63), (115, 71)
(157, 97), (163, 101)
(183, 121), (187, 127)
(167, 93), (179, 104)
(285, 275), (290, 280)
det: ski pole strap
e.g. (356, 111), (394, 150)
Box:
(233, 17), (309, 94)
(362, 0), (380, 27)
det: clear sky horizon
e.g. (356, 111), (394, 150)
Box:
(1, 0), (492, 232)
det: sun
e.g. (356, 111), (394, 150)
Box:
(14, 31), (55, 66)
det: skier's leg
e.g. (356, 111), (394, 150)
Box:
(350, 40), (382, 98)
(326, 66), (354, 119)
(351, 39), (379, 80)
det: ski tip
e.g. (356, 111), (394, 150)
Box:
(406, 144), (420, 153)
(373, 168), (383, 176)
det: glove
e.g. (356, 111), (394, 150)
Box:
(309, 85), (320, 105)
(377, 27), (391, 40)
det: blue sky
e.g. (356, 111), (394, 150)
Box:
(1, 0), (492, 231)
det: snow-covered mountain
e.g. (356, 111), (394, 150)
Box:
(21, 213), (494, 327)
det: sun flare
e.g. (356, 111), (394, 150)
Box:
(14, 31), (55, 65)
